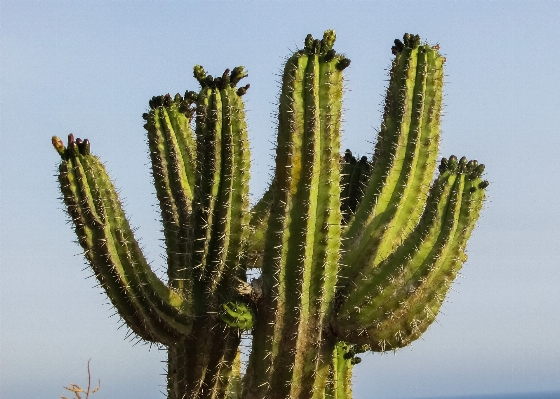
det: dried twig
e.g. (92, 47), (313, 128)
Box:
(61, 359), (101, 399)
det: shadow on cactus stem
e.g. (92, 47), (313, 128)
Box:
(61, 359), (101, 399)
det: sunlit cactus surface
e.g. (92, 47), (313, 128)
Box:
(53, 31), (488, 399)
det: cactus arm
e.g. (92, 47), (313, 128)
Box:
(340, 36), (444, 283)
(143, 94), (197, 292)
(165, 68), (252, 399)
(54, 136), (193, 345)
(243, 45), (309, 399)
(397, 47), (444, 235)
(335, 158), (488, 350)
(189, 68), (251, 297)
(191, 82), (224, 285)
(265, 51), (310, 398)
(206, 86), (234, 291)
(223, 83), (252, 281)
(246, 31), (349, 399)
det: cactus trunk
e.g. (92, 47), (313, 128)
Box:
(53, 31), (488, 399)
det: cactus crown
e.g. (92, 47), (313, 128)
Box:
(52, 31), (487, 399)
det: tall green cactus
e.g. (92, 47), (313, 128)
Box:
(52, 31), (488, 399)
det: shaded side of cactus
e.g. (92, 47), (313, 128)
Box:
(53, 31), (488, 399)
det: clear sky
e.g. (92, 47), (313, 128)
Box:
(1, 1), (559, 398)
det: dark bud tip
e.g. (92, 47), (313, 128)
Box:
(68, 133), (75, 145)
(403, 33), (421, 49)
(174, 93), (182, 103)
(163, 93), (173, 107)
(67, 140), (79, 158)
(236, 84), (250, 97)
(222, 68), (231, 87)
(439, 157), (448, 173)
(150, 95), (163, 109)
(458, 156), (467, 173)
(204, 75), (215, 88)
(83, 139), (91, 155)
(76, 138), (89, 155)
(351, 357), (362, 365)
(470, 186), (477, 193)
(479, 180), (489, 189)
(142, 112), (150, 121)
(313, 38), (321, 54)
(344, 149), (353, 162)
(324, 49), (336, 62)
(336, 58), (351, 71)
(184, 90), (198, 103)
(214, 76), (224, 88)
(448, 155), (458, 172)
(393, 39), (404, 54)
(359, 156), (368, 164)
(304, 34), (314, 51)
(466, 159), (478, 173)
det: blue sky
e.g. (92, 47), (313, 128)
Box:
(1, 1), (559, 398)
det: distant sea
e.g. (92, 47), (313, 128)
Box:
(411, 392), (560, 399)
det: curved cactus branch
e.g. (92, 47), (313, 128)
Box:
(54, 135), (193, 345)
(335, 157), (487, 350)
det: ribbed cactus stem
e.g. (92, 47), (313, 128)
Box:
(143, 93), (197, 292)
(244, 30), (349, 399)
(341, 37), (444, 283)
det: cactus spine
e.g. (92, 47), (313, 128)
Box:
(53, 31), (488, 399)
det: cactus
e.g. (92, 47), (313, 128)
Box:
(53, 31), (488, 399)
